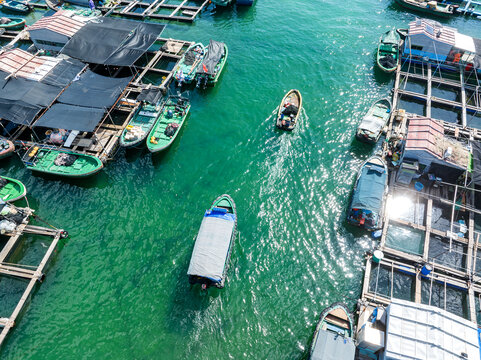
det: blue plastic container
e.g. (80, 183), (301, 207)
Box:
(421, 264), (432, 276)
(414, 182), (424, 191)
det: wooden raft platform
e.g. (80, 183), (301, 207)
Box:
(357, 61), (481, 328)
(102, 0), (210, 22)
(0, 208), (65, 348)
(4, 37), (193, 164)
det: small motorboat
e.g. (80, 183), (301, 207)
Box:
(187, 194), (237, 289)
(195, 40), (228, 89)
(394, 0), (457, 17)
(0, 17), (26, 30)
(347, 156), (388, 231)
(356, 98), (392, 144)
(377, 29), (401, 73)
(146, 95), (190, 153)
(173, 43), (206, 86)
(276, 89), (302, 131)
(1, 0), (31, 14)
(309, 302), (356, 360)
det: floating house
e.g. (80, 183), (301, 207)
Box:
(357, 298), (480, 359)
(27, 11), (89, 52)
(403, 18), (481, 72)
(397, 117), (471, 184)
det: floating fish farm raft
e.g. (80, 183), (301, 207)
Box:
(0, 27), (194, 164)
(0, 207), (65, 347)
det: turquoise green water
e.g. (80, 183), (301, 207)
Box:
(1, 1), (481, 359)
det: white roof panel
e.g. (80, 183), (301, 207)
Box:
(384, 298), (480, 360)
(455, 32), (476, 53)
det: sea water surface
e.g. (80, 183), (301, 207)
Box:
(1, 1), (481, 359)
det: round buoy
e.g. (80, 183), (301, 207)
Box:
(60, 231), (69, 239)
(373, 250), (384, 263)
(420, 264), (432, 276)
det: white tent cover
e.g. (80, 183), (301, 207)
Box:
(187, 214), (235, 282)
(383, 298), (480, 360)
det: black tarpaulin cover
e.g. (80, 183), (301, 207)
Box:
(34, 104), (105, 132)
(473, 141), (481, 186)
(0, 71), (63, 125)
(137, 88), (162, 104)
(58, 70), (131, 108)
(61, 18), (165, 66)
(0, 99), (41, 125)
(198, 40), (225, 75)
(41, 58), (85, 87)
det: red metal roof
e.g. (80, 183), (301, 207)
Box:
(408, 18), (456, 46)
(0, 48), (59, 81)
(405, 116), (469, 168)
(27, 11), (86, 37)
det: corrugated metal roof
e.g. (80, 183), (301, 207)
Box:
(0, 48), (60, 81)
(385, 299), (479, 360)
(408, 18), (456, 46)
(405, 116), (470, 169)
(27, 11), (86, 37)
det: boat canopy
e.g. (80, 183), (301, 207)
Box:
(311, 330), (356, 360)
(382, 30), (399, 45)
(137, 88), (163, 104)
(61, 18), (165, 66)
(358, 108), (389, 134)
(351, 163), (387, 213)
(187, 209), (236, 283)
(198, 40), (225, 75)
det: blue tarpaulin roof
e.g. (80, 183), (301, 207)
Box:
(350, 163), (387, 213)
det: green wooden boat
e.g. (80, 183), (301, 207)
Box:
(377, 30), (401, 73)
(146, 96), (190, 153)
(356, 98), (392, 144)
(24, 146), (103, 177)
(0, 17), (25, 30)
(1, 0), (31, 14)
(309, 303), (355, 359)
(173, 43), (206, 86)
(196, 40), (228, 89)
(394, 0), (456, 17)
(120, 103), (164, 148)
(0, 176), (26, 202)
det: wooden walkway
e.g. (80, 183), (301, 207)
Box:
(103, 0), (210, 22)
(0, 209), (66, 347)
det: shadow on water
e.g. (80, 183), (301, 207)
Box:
(348, 137), (375, 158)
(373, 64), (395, 86)
(29, 169), (110, 189)
(122, 146), (147, 164)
